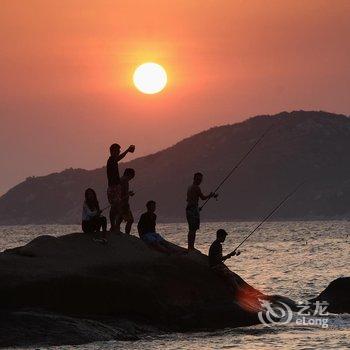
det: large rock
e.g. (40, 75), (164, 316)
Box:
(310, 277), (350, 314)
(0, 232), (265, 346)
(0, 233), (347, 347)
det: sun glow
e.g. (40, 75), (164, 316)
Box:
(133, 62), (167, 94)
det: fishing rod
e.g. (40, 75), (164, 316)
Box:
(199, 124), (274, 211)
(229, 181), (306, 255)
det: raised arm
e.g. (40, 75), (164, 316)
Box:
(116, 145), (135, 162)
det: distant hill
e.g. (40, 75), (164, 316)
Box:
(0, 110), (349, 225)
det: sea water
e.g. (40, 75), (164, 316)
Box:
(0, 221), (349, 349)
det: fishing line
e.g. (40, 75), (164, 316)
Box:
(200, 124), (274, 211)
(230, 180), (306, 254)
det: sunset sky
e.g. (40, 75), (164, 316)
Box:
(1, 0), (349, 194)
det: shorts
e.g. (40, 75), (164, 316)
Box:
(186, 206), (200, 231)
(118, 203), (134, 223)
(141, 232), (165, 244)
(107, 185), (121, 205)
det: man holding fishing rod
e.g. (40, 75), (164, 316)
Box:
(208, 181), (304, 306)
(209, 229), (243, 285)
(208, 229), (265, 309)
(209, 229), (240, 268)
(188, 125), (274, 252)
(186, 172), (217, 251)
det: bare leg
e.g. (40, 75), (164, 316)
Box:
(92, 217), (108, 244)
(115, 215), (122, 233)
(100, 216), (107, 240)
(125, 219), (133, 235)
(109, 205), (117, 231)
(187, 230), (196, 250)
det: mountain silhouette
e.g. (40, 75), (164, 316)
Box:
(0, 110), (349, 225)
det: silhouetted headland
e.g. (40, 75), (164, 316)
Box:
(0, 110), (349, 225)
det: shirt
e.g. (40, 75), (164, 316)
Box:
(208, 240), (223, 267)
(82, 202), (98, 221)
(186, 184), (203, 208)
(137, 212), (157, 236)
(107, 156), (120, 187)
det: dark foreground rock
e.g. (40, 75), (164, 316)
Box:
(0, 232), (265, 347)
(310, 277), (350, 314)
(0, 310), (143, 347)
(0, 233), (347, 347)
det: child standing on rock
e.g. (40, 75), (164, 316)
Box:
(116, 168), (136, 234)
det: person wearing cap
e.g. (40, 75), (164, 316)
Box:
(209, 229), (239, 268)
(106, 143), (135, 231)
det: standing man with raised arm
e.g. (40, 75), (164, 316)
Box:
(107, 143), (135, 231)
(186, 172), (215, 251)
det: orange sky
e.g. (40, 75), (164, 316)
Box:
(0, 0), (349, 194)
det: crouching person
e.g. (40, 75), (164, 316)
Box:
(137, 200), (177, 254)
(209, 229), (263, 310)
(82, 188), (107, 243)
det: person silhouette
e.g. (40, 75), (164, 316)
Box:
(137, 200), (178, 254)
(106, 143), (135, 231)
(208, 229), (239, 268)
(82, 188), (107, 243)
(115, 168), (135, 234)
(209, 229), (263, 306)
(186, 172), (214, 250)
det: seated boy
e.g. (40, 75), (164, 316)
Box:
(138, 200), (176, 254)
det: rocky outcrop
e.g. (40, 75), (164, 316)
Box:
(0, 232), (266, 346)
(1, 111), (350, 225)
(0, 311), (141, 347)
(0, 232), (348, 347)
(310, 277), (350, 314)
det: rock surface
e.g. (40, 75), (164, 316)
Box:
(0, 232), (348, 347)
(0, 232), (264, 346)
(310, 277), (350, 314)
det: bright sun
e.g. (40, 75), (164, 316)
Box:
(133, 62), (167, 94)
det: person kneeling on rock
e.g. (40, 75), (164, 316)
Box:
(209, 229), (263, 308)
(137, 200), (177, 254)
(82, 188), (107, 243)
(209, 229), (240, 270)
